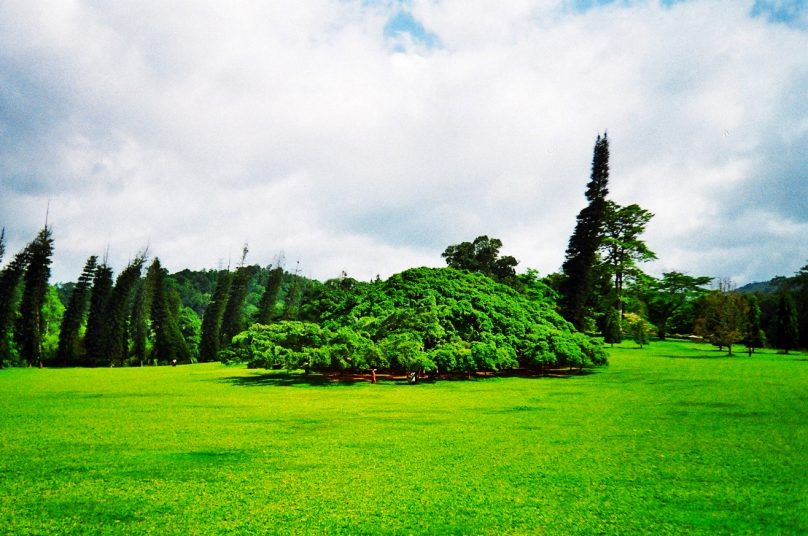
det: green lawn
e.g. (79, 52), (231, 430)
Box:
(1, 340), (806, 534)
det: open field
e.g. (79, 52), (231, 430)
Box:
(0, 340), (806, 534)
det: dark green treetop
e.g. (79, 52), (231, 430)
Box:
(442, 235), (518, 284)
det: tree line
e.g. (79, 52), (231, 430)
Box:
(0, 133), (803, 369)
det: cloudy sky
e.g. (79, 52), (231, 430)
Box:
(1, 0), (806, 285)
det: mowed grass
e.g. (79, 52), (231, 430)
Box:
(0, 341), (806, 535)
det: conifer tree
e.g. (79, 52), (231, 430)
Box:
(56, 255), (97, 365)
(560, 133), (611, 330)
(147, 258), (189, 363)
(104, 254), (146, 365)
(0, 248), (30, 367)
(775, 292), (799, 354)
(199, 269), (232, 362)
(18, 226), (54, 367)
(220, 245), (252, 347)
(0, 227), (5, 264)
(220, 265), (252, 345)
(256, 265), (284, 324)
(131, 277), (152, 366)
(84, 263), (113, 361)
(743, 294), (765, 354)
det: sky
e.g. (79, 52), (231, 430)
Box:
(1, 0), (807, 286)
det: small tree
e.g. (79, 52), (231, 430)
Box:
(629, 318), (650, 349)
(695, 281), (749, 356)
(602, 307), (622, 347)
(743, 294), (765, 355)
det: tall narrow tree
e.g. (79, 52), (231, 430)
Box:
(56, 255), (97, 365)
(256, 265), (284, 324)
(0, 248), (30, 367)
(199, 269), (232, 362)
(775, 292), (799, 354)
(18, 226), (54, 367)
(131, 277), (152, 366)
(220, 245), (252, 346)
(84, 263), (114, 362)
(0, 227), (5, 264)
(104, 254), (146, 365)
(559, 133), (611, 330)
(147, 258), (189, 363)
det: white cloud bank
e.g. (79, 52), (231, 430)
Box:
(1, 0), (806, 285)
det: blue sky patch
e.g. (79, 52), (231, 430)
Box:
(751, 0), (807, 28)
(383, 10), (440, 50)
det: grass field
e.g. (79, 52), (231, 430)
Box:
(1, 340), (806, 534)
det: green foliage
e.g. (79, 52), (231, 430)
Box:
(40, 286), (65, 363)
(228, 267), (606, 374)
(599, 201), (656, 316)
(629, 317), (651, 348)
(643, 271), (713, 339)
(695, 289), (749, 356)
(560, 133), (611, 330)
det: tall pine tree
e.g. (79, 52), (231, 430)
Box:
(560, 133), (611, 331)
(147, 258), (189, 363)
(18, 226), (54, 367)
(199, 269), (232, 362)
(220, 245), (252, 348)
(775, 292), (799, 354)
(256, 265), (284, 324)
(220, 265), (252, 346)
(0, 247), (30, 367)
(104, 254), (146, 365)
(131, 277), (152, 366)
(56, 255), (97, 365)
(84, 263), (114, 362)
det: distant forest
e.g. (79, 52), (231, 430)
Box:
(1, 134), (804, 373)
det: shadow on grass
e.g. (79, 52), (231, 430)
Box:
(222, 367), (603, 387)
(221, 372), (363, 388)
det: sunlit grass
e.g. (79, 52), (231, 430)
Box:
(0, 340), (806, 534)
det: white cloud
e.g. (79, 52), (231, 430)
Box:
(1, 0), (807, 285)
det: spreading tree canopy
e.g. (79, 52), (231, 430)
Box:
(225, 267), (607, 375)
